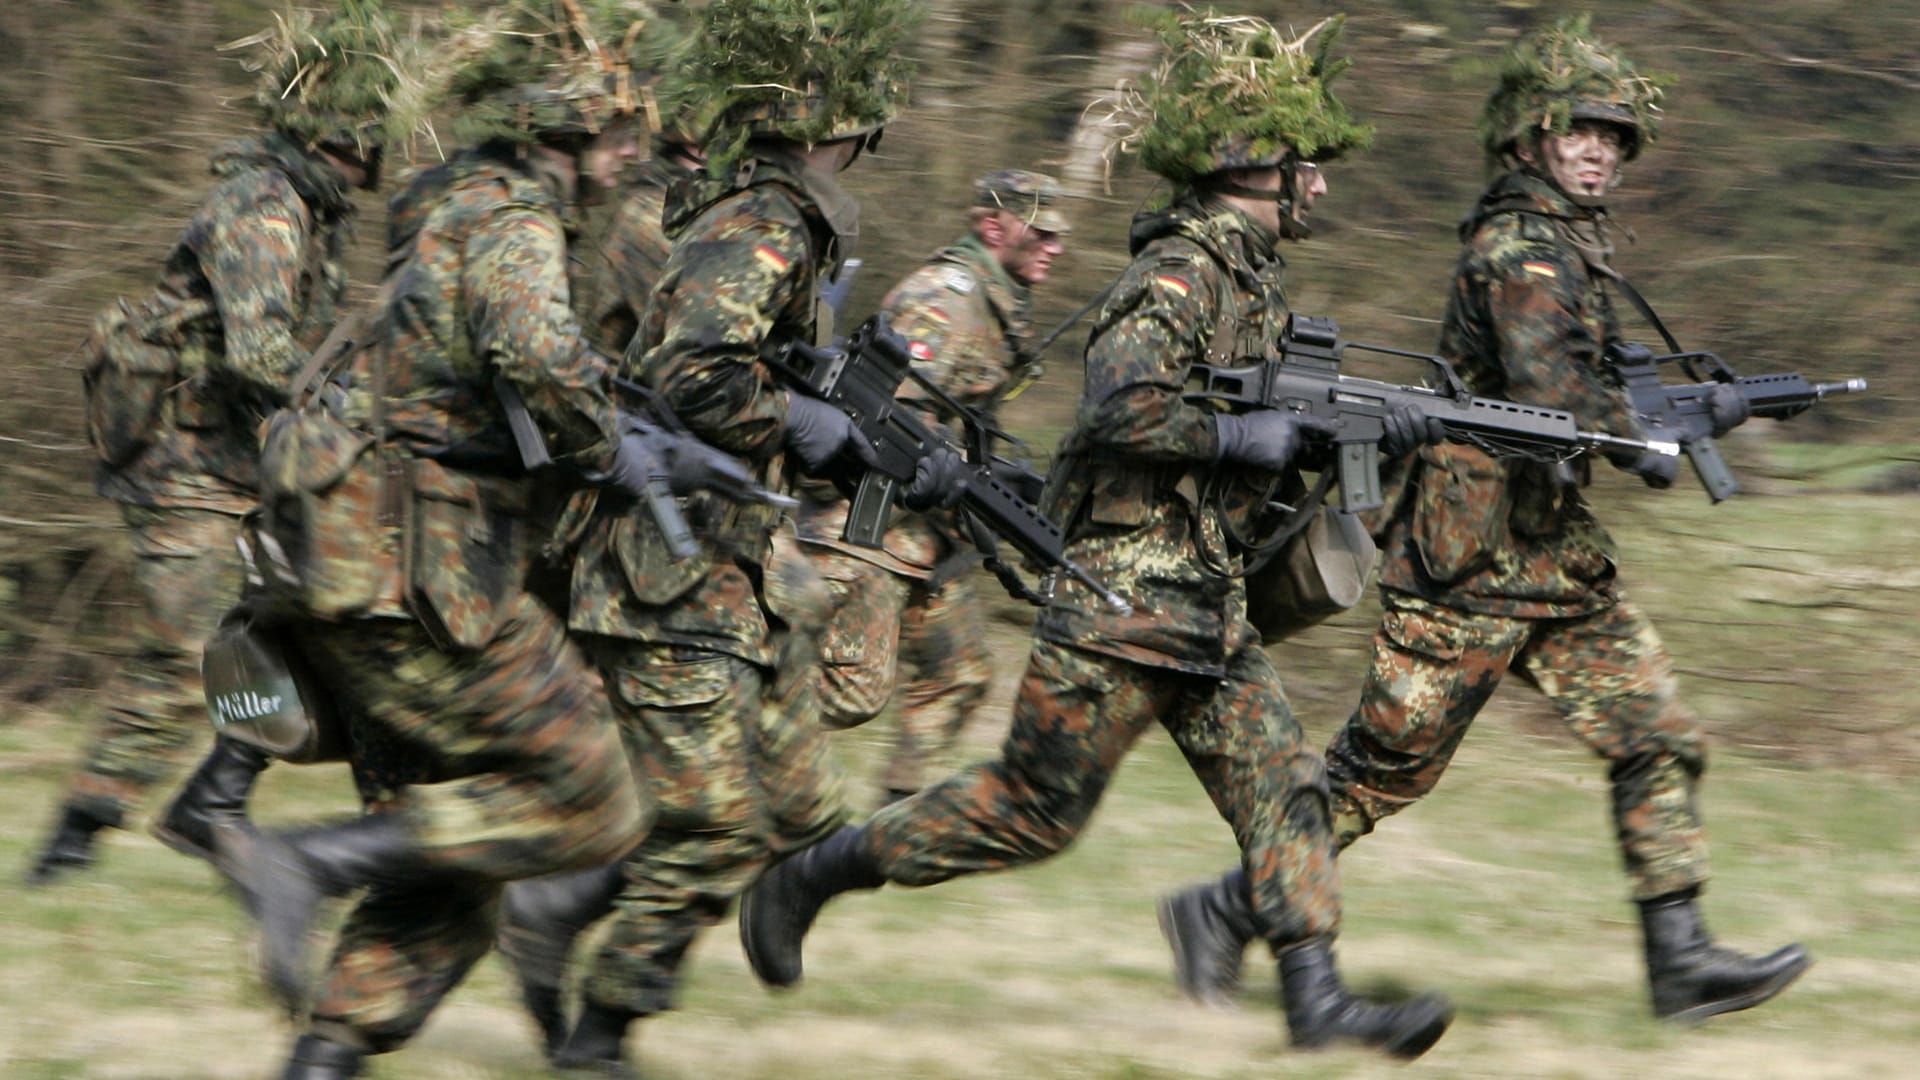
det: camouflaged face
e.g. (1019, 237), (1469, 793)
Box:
(973, 169), (1070, 234)
(96, 134), (356, 512)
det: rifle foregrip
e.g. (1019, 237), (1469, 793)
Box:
(1685, 435), (1740, 503)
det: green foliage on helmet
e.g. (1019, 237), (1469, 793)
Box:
(438, 0), (663, 148)
(1101, 7), (1373, 186)
(1480, 14), (1669, 164)
(225, 0), (426, 158)
(674, 0), (919, 173)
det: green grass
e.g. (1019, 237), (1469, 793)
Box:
(3, 604), (1917, 1080)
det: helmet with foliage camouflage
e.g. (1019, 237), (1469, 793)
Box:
(1481, 15), (1667, 164)
(672, 0), (917, 172)
(225, 0), (423, 161)
(440, 0), (663, 149)
(1102, 7), (1372, 185)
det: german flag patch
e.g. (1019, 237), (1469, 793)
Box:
(1521, 261), (1559, 280)
(754, 245), (791, 273)
(1153, 274), (1192, 297)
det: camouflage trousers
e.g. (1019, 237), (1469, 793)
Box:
(293, 595), (648, 1050)
(864, 638), (1341, 947)
(810, 549), (996, 798)
(1324, 590), (1708, 901)
(581, 640), (847, 1016)
(63, 504), (245, 824)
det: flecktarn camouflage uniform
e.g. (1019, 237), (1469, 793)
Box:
(28, 0), (401, 887)
(799, 170), (1062, 798)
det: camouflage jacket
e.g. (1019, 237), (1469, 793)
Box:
(581, 155), (690, 356)
(1378, 170), (1652, 618)
(1032, 195), (1291, 677)
(796, 231), (1035, 577)
(568, 149), (853, 660)
(340, 147), (620, 472)
(97, 132), (355, 511)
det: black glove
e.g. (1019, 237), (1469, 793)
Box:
(1214, 410), (1306, 472)
(1380, 404), (1447, 458)
(901, 446), (968, 512)
(784, 392), (876, 475)
(1630, 450), (1679, 490)
(599, 423), (669, 500)
(1706, 382), (1750, 438)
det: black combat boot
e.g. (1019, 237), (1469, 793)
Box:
(24, 801), (119, 886)
(498, 861), (627, 1058)
(1638, 887), (1811, 1023)
(737, 825), (886, 988)
(551, 1001), (644, 1079)
(279, 1033), (365, 1079)
(150, 736), (272, 863)
(1278, 937), (1454, 1060)
(217, 814), (427, 1008)
(1157, 867), (1260, 1008)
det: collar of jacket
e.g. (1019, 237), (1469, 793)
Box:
(932, 231), (1032, 333)
(664, 147), (860, 268)
(1130, 194), (1285, 298)
(1465, 169), (1619, 271)
(213, 131), (356, 221)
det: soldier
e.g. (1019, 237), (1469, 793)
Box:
(211, 4), (665, 1076)
(25, 0), (407, 887)
(737, 10), (1456, 1061)
(1155, 16), (1809, 1025)
(546, 0), (914, 1074)
(799, 169), (1067, 803)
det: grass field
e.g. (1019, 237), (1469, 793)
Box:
(3, 473), (1916, 1079)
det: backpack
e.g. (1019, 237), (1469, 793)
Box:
(78, 296), (213, 468)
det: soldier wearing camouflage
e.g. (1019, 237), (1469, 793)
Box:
(735, 11), (1456, 1062)
(798, 168), (1067, 802)
(25, 0), (411, 890)
(1158, 15), (1810, 1028)
(548, 1), (914, 1073)
(209, 5), (662, 1075)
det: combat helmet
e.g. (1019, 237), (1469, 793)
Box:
(440, 0), (663, 150)
(1102, 8), (1373, 187)
(1481, 15), (1667, 165)
(672, 0), (918, 173)
(225, 0), (425, 169)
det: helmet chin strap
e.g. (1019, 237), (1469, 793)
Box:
(1204, 156), (1314, 240)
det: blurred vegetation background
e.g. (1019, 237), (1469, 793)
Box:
(2, 0), (1915, 765)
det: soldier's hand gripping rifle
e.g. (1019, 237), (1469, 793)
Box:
(1603, 342), (1868, 503)
(494, 372), (796, 560)
(1186, 313), (1679, 513)
(770, 315), (1133, 615)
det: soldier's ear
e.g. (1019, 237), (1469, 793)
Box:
(976, 210), (1007, 249)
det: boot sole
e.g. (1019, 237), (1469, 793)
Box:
(1659, 952), (1813, 1025)
(1384, 999), (1455, 1060)
(1155, 896), (1240, 1010)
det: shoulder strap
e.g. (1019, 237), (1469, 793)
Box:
(1592, 264), (1683, 354)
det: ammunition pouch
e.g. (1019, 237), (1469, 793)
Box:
(1244, 504), (1378, 643)
(80, 297), (214, 468)
(201, 609), (348, 764)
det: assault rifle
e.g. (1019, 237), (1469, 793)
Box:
(1603, 343), (1868, 502)
(1186, 313), (1678, 513)
(495, 373), (795, 560)
(772, 316), (1133, 615)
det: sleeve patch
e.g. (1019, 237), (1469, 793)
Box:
(940, 268), (976, 295)
(754, 244), (791, 273)
(1521, 261), (1559, 280)
(909, 340), (935, 362)
(1153, 274), (1192, 297)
